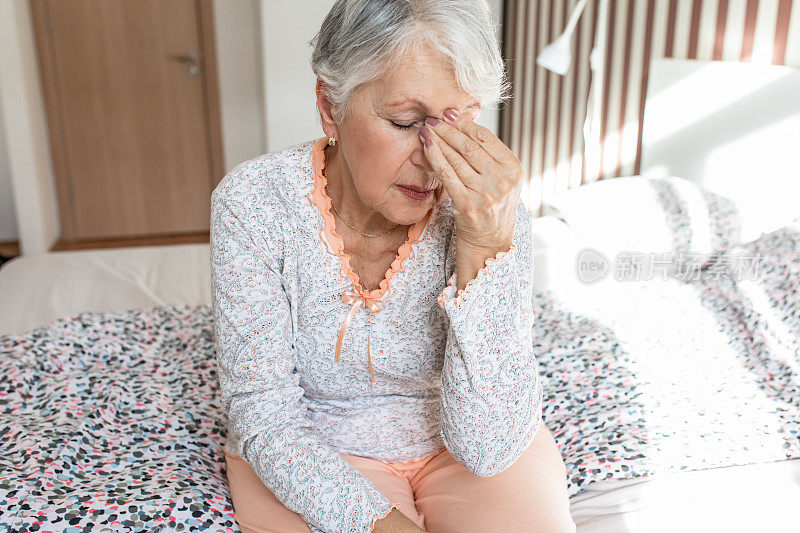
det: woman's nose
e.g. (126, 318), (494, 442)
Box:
(416, 136), (434, 171)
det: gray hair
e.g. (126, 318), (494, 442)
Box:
(309, 0), (510, 125)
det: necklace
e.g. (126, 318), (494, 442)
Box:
(323, 167), (402, 238)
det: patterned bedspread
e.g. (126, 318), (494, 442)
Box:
(0, 306), (236, 532)
(1, 224), (798, 531)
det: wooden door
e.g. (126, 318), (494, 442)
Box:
(30, 0), (223, 242)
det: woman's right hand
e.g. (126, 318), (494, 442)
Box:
(371, 507), (426, 532)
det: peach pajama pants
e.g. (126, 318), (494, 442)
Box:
(224, 423), (576, 533)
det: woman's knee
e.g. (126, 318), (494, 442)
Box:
(414, 423), (575, 532)
(516, 423), (575, 531)
(530, 423), (569, 478)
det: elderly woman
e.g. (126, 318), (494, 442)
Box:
(210, 1), (574, 532)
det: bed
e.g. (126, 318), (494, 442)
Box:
(2, 57), (799, 532)
(1, 202), (798, 531)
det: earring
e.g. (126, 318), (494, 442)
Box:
(328, 136), (336, 147)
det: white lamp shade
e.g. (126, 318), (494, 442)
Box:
(536, 33), (572, 75)
(535, 0), (589, 76)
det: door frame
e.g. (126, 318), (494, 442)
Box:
(29, 0), (224, 242)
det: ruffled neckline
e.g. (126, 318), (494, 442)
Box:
(308, 136), (434, 302)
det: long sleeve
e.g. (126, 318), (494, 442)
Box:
(435, 197), (544, 477)
(210, 187), (399, 533)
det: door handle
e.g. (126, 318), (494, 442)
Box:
(170, 52), (200, 75)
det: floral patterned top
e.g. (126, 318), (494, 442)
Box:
(210, 136), (543, 533)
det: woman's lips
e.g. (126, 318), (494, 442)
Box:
(396, 184), (433, 200)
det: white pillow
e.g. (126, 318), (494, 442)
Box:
(531, 215), (591, 293)
(541, 176), (741, 266)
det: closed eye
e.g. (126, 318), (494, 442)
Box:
(390, 120), (420, 130)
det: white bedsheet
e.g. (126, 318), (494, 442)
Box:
(0, 244), (211, 336)
(1, 224), (798, 532)
(534, 215), (800, 532)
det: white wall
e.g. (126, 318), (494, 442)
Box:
(0, 0), (503, 254)
(212, 0), (266, 174)
(0, 101), (19, 242)
(0, 0), (60, 254)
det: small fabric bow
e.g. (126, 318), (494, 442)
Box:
(336, 289), (382, 383)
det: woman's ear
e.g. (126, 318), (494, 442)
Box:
(316, 78), (341, 138)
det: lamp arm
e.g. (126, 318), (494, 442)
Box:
(563, 0), (589, 37)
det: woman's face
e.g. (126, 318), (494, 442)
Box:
(321, 44), (481, 227)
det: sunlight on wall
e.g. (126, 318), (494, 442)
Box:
(640, 59), (800, 241)
(703, 113), (800, 238)
(643, 63), (793, 145)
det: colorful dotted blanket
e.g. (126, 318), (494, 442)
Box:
(1, 225), (798, 531)
(1, 306), (236, 531)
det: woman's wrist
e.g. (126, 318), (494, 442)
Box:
(454, 235), (514, 292)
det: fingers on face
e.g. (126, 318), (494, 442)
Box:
(418, 126), (467, 202)
(447, 114), (517, 169)
(465, 122), (516, 167)
(429, 126), (480, 187)
(427, 119), (494, 175)
(438, 115), (523, 191)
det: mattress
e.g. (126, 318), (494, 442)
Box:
(0, 244), (211, 337)
(2, 218), (798, 531)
